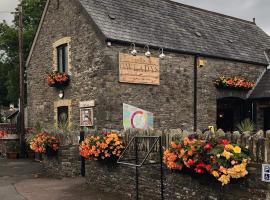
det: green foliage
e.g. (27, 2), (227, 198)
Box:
(236, 118), (254, 134)
(0, 0), (46, 106)
(6, 141), (20, 152)
(33, 121), (43, 132)
(208, 144), (224, 155)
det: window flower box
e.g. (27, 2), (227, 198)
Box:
(47, 71), (70, 88)
(214, 76), (255, 91)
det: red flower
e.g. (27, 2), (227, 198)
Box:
(203, 143), (213, 150)
(187, 159), (194, 166)
(196, 163), (206, 168)
(220, 139), (230, 145)
(205, 165), (212, 172)
(195, 168), (204, 174)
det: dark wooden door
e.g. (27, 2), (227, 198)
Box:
(264, 108), (270, 131)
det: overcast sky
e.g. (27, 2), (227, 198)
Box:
(0, 0), (269, 35)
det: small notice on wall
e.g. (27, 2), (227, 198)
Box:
(123, 103), (154, 130)
(80, 108), (93, 127)
(119, 53), (160, 85)
(262, 164), (270, 182)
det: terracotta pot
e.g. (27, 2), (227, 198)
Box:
(27, 151), (35, 159)
(6, 152), (18, 159)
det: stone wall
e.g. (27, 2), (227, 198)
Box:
(42, 146), (270, 199)
(42, 139), (270, 200)
(0, 138), (19, 157)
(43, 145), (80, 177)
(27, 0), (266, 131)
(99, 45), (265, 130)
(84, 161), (270, 200)
(197, 58), (265, 129)
(27, 0), (106, 130)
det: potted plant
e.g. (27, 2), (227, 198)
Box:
(25, 129), (35, 159)
(6, 141), (20, 159)
(26, 145), (35, 159)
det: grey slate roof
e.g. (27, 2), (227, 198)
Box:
(79, 0), (270, 65)
(249, 69), (270, 99)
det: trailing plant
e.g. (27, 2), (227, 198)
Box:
(47, 71), (70, 87)
(214, 76), (255, 90)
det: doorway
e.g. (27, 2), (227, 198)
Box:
(217, 98), (252, 132)
(264, 108), (270, 131)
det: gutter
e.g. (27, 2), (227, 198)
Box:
(107, 38), (268, 67)
(194, 56), (198, 132)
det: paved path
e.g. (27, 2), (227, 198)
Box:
(0, 159), (126, 200)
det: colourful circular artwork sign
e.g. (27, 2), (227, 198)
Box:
(131, 111), (147, 129)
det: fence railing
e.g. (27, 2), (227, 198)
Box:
(120, 129), (270, 163)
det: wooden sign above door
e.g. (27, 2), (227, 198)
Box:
(119, 53), (160, 85)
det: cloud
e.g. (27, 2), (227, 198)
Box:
(0, 0), (18, 24)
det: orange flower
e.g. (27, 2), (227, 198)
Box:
(79, 133), (124, 161)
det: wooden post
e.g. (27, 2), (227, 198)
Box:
(79, 130), (85, 177)
(18, 1), (26, 158)
(266, 131), (270, 163)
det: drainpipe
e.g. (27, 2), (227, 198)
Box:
(194, 55), (199, 132)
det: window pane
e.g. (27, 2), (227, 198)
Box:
(57, 46), (63, 72)
(64, 45), (68, 73)
(57, 44), (68, 73)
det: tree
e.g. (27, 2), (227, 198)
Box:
(0, 0), (46, 106)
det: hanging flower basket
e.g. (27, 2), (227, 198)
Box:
(79, 132), (124, 164)
(29, 132), (60, 156)
(214, 76), (255, 91)
(163, 137), (251, 186)
(47, 71), (70, 88)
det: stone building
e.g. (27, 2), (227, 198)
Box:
(26, 0), (270, 131)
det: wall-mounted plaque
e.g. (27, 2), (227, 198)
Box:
(80, 107), (93, 127)
(262, 164), (270, 182)
(79, 100), (95, 108)
(119, 53), (160, 85)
